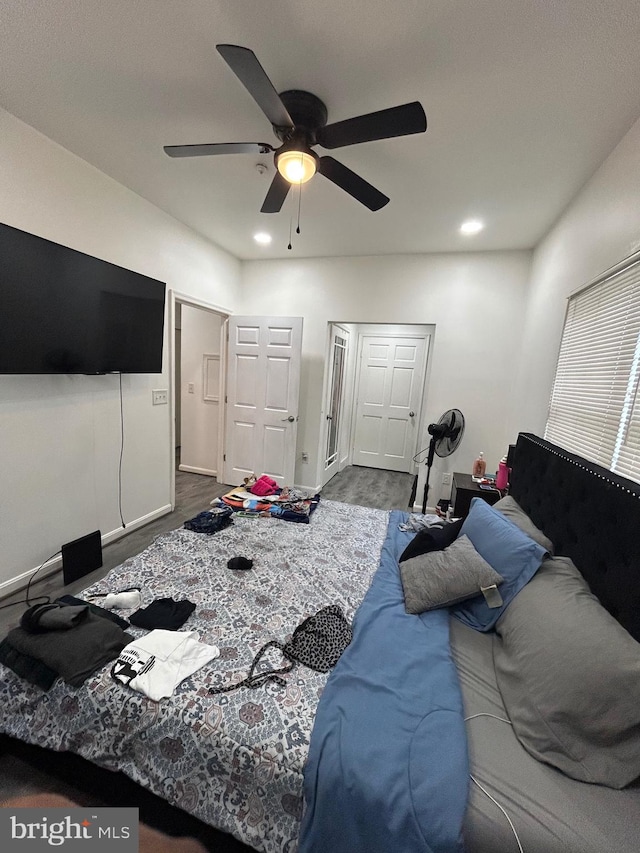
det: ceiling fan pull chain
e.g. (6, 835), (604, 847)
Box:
(296, 182), (302, 235)
(288, 210), (293, 251)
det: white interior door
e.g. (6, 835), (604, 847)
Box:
(352, 334), (429, 472)
(322, 325), (350, 486)
(224, 316), (303, 487)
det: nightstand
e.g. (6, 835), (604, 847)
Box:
(451, 472), (501, 518)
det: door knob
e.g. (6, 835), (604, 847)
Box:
(282, 415), (295, 422)
(409, 411), (415, 417)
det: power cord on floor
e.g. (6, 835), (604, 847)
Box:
(0, 550), (60, 611)
(465, 713), (524, 853)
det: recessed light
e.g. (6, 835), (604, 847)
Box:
(253, 232), (272, 245)
(460, 219), (484, 235)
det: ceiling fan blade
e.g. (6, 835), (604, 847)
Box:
(317, 101), (427, 149)
(260, 171), (291, 213)
(318, 157), (389, 211)
(216, 44), (294, 129)
(164, 142), (274, 158)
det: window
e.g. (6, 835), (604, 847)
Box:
(545, 256), (640, 484)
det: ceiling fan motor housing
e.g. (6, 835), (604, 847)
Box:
(275, 90), (328, 143)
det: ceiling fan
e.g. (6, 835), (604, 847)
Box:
(163, 44), (427, 214)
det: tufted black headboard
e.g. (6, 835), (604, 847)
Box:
(509, 433), (640, 643)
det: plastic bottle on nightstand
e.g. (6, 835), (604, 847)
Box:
(496, 455), (509, 490)
(472, 452), (486, 478)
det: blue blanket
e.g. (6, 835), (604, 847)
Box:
(299, 511), (468, 853)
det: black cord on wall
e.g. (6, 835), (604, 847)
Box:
(118, 372), (126, 528)
(0, 550), (60, 611)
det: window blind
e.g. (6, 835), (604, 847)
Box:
(544, 258), (640, 484)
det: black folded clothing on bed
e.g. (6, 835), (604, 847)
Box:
(129, 597), (196, 630)
(5, 614), (133, 687)
(0, 638), (58, 691)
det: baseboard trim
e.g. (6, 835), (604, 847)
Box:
(178, 464), (217, 477)
(295, 482), (322, 494)
(101, 504), (173, 547)
(0, 504), (173, 601)
(412, 503), (435, 514)
(0, 555), (64, 600)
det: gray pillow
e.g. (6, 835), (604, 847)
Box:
(494, 555), (640, 788)
(400, 534), (503, 614)
(493, 495), (554, 553)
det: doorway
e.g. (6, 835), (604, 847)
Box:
(169, 296), (305, 508)
(321, 322), (433, 486)
(169, 291), (229, 510)
(322, 324), (350, 485)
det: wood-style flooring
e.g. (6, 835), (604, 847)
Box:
(0, 462), (414, 850)
(321, 464), (414, 511)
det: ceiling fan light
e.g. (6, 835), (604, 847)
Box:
(277, 149), (317, 184)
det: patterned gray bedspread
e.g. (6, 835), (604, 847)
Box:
(0, 500), (389, 852)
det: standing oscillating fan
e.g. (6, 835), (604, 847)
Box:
(418, 409), (466, 514)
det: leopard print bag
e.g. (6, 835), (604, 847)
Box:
(209, 605), (352, 693)
(283, 604), (352, 672)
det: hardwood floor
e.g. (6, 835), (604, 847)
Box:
(321, 464), (414, 511)
(0, 462), (414, 849)
(0, 465), (230, 636)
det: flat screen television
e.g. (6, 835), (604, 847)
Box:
(0, 222), (166, 374)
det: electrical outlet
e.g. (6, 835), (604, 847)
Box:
(188, 382), (195, 394)
(301, 451), (309, 462)
(442, 472), (451, 485)
(152, 389), (168, 406)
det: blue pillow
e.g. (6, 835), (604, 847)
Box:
(452, 498), (547, 631)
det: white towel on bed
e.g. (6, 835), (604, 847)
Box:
(111, 629), (219, 701)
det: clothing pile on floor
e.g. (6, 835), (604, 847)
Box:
(209, 475), (321, 524)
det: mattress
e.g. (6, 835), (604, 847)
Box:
(451, 617), (640, 853)
(0, 499), (389, 853)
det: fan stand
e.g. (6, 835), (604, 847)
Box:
(420, 418), (451, 514)
(421, 435), (438, 515)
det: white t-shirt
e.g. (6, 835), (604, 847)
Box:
(112, 629), (219, 701)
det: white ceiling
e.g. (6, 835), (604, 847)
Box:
(2, 0), (640, 260)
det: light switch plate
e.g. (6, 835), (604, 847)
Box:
(152, 389), (168, 405)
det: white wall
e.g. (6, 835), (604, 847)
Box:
(8, 97), (634, 589)
(240, 251), (532, 506)
(509, 115), (640, 437)
(0, 108), (241, 594)
(179, 305), (224, 476)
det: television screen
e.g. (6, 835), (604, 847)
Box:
(0, 222), (166, 374)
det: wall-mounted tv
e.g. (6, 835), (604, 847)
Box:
(0, 222), (166, 374)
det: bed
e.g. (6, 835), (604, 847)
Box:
(1, 432), (639, 852)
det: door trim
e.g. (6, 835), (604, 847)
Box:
(168, 289), (231, 510)
(321, 323), (351, 487)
